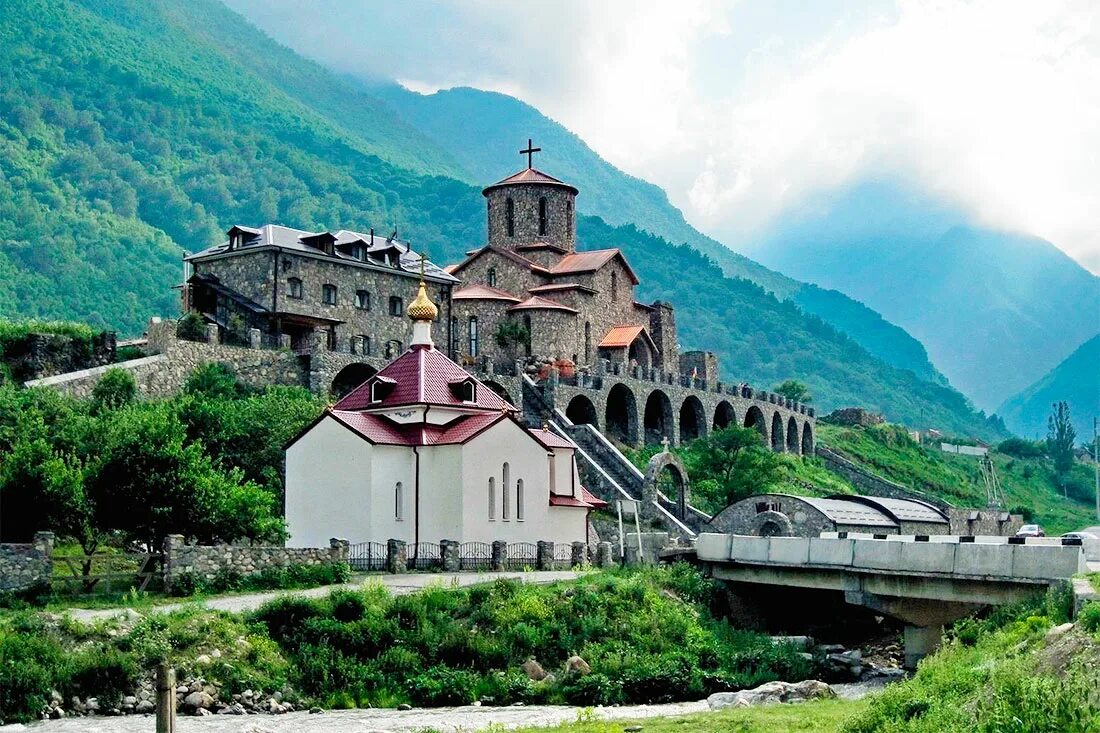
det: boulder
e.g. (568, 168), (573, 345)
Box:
(566, 655), (591, 675)
(1047, 622), (1074, 639)
(184, 691), (215, 710)
(521, 658), (548, 681)
(135, 700), (155, 714)
(708, 679), (836, 709)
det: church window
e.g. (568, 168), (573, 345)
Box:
(516, 479), (524, 521)
(389, 296), (403, 316)
(566, 200), (573, 236)
(523, 315), (532, 357)
(287, 277), (303, 299)
(450, 316), (459, 357)
(611, 272), (618, 301)
(355, 290), (370, 310)
(584, 321), (591, 362)
(488, 477), (496, 520)
(538, 197), (548, 235)
(502, 463), (511, 520)
(487, 267), (497, 287)
(468, 316), (479, 357)
(505, 198), (515, 237)
(395, 482), (404, 521)
(322, 284), (337, 305)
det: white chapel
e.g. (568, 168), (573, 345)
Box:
(284, 276), (605, 548)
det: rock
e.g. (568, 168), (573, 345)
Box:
(210, 648), (223, 659)
(189, 680), (203, 693)
(566, 655), (591, 675)
(176, 685), (189, 695)
(50, 690), (63, 705)
(309, 707), (324, 714)
(471, 700), (481, 707)
(122, 695), (137, 706)
(49, 708), (65, 719)
(1047, 622), (1074, 639)
(84, 697), (100, 712)
(816, 644), (846, 655)
(770, 635), (815, 651)
(135, 700), (155, 714)
(397, 703), (412, 711)
(184, 691), (215, 710)
(707, 679), (836, 709)
(194, 707), (212, 716)
(195, 654), (212, 665)
(521, 658), (547, 681)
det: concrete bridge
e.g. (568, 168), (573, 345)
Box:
(695, 532), (1088, 665)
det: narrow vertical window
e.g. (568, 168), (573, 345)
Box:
(516, 479), (524, 521)
(468, 316), (479, 357)
(523, 315), (532, 357)
(584, 321), (591, 362)
(502, 462), (511, 520)
(548, 452), (557, 494)
(505, 197), (515, 237)
(488, 267), (497, 287)
(389, 296), (402, 316)
(450, 316), (459, 357)
(566, 200), (573, 236)
(355, 290), (370, 309)
(488, 477), (496, 520)
(611, 272), (618, 301)
(395, 482), (404, 521)
(538, 197), (547, 235)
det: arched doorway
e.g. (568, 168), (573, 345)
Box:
(801, 422), (814, 455)
(628, 337), (652, 370)
(566, 395), (599, 427)
(483, 380), (514, 407)
(787, 416), (800, 454)
(605, 383), (638, 445)
(771, 412), (785, 452)
(744, 405), (767, 441)
(679, 396), (707, 443)
(331, 363), (377, 398)
(642, 449), (691, 521)
(713, 401), (736, 430)
(643, 390), (673, 445)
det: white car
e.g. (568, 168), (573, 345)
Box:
(1060, 532), (1098, 541)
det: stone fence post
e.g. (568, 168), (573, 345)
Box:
(570, 541), (587, 568)
(536, 540), (554, 571)
(328, 538), (349, 564)
(248, 328), (262, 349)
(386, 539), (407, 574)
(162, 534), (185, 589)
(624, 544), (641, 566)
(595, 542), (612, 568)
(205, 323), (219, 344)
(491, 540), (507, 572)
(440, 540), (460, 571)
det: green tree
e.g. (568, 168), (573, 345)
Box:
(91, 367), (137, 411)
(773, 379), (812, 403)
(493, 322), (531, 358)
(687, 426), (782, 507)
(1047, 401), (1077, 488)
(176, 313), (207, 342)
(183, 362), (250, 399)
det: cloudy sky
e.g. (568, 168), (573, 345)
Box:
(226, 0), (1100, 273)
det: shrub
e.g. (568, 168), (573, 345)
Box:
(176, 313), (207, 342)
(66, 646), (138, 705)
(1079, 602), (1100, 634)
(406, 666), (480, 706)
(91, 368), (137, 411)
(251, 595), (327, 642)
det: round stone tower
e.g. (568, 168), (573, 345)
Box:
(483, 167), (579, 252)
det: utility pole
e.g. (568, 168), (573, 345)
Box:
(1094, 416), (1098, 522)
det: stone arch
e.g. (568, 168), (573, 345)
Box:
(482, 380), (514, 407)
(643, 389), (674, 445)
(744, 405), (767, 440)
(641, 449), (691, 521)
(679, 396), (707, 443)
(801, 422), (814, 455)
(566, 394), (599, 427)
(713, 400), (736, 431)
(787, 416), (800, 454)
(605, 383), (638, 445)
(771, 411), (785, 452)
(749, 510), (794, 537)
(331, 363), (377, 398)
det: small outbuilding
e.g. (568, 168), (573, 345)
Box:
(707, 493), (951, 537)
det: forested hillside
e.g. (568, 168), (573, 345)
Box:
(997, 334), (1100, 441)
(0, 0), (1002, 437)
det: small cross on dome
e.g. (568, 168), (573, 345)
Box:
(520, 138), (541, 169)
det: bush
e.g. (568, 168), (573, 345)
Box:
(91, 368), (137, 411)
(997, 437), (1046, 459)
(67, 647), (138, 705)
(176, 313), (207, 342)
(1079, 602), (1100, 634)
(170, 562), (349, 597)
(406, 666), (480, 706)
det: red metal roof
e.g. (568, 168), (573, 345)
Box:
(452, 284), (522, 302)
(581, 487), (608, 508)
(549, 487), (607, 509)
(447, 246), (552, 279)
(329, 410), (507, 447)
(482, 167), (579, 196)
(334, 346), (516, 411)
(508, 295), (578, 313)
(599, 325), (645, 348)
(528, 283), (596, 295)
(549, 249), (639, 284)
(529, 427), (575, 449)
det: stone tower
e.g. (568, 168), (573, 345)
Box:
(484, 159), (579, 253)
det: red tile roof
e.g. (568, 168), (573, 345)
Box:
(599, 325), (645, 348)
(447, 246), (552, 279)
(550, 249), (639, 283)
(334, 346), (516, 411)
(483, 167), (579, 196)
(529, 427), (576, 449)
(330, 410), (507, 447)
(452, 284), (521, 302)
(549, 487), (607, 509)
(508, 296), (578, 313)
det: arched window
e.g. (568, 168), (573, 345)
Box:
(610, 272), (618, 301)
(584, 321), (591, 362)
(384, 339), (402, 358)
(287, 277), (303, 299)
(505, 197), (515, 237)
(389, 296), (403, 316)
(566, 200), (573, 236)
(322, 284), (337, 305)
(516, 479), (524, 521)
(523, 314), (532, 357)
(468, 316), (479, 357)
(394, 482), (404, 521)
(355, 290), (370, 310)
(488, 477), (496, 520)
(502, 462), (511, 520)
(487, 267), (497, 287)
(538, 197), (548, 235)
(450, 316), (459, 357)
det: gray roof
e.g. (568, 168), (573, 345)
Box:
(829, 495), (950, 524)
(186, 224), (458, 284)
(799, 497), (897, 528)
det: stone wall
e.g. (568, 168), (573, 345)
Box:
(163, 534), (349, 589)
(815, 445), (949, 511)
(2, 331), (115, 384)
(0, 532), (53, 592)
(486, 182), (577, 251)
(947, 509), (1023, 537)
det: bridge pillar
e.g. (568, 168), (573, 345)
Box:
(903, 624), (943, 668)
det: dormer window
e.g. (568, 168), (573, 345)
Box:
(487, 267), (497, 287)
(351, 244), (367, 261)
(287, 277), (303, 299)
(230, 233), (242, 250)
(368, 376), (396, 403)
(322, 284), (337, 305)
(449, 378), (477, 403)
(538, 197), (547, 235)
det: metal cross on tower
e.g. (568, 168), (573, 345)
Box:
(520, 138), (541, 168)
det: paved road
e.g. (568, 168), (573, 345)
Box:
(67, 571), (583, 622)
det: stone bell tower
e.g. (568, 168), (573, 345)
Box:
(483, 139), (578, 253)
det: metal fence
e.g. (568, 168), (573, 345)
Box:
(407, 542), (442, 571)
(553, 543), (574, 567)
(505, 542), (538, 570)
(458, 542), (492, 570)
(348, 541), (387, 571)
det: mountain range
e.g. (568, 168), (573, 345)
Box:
(997, 334), (1099, 442)
(0, 0), (1013, 439)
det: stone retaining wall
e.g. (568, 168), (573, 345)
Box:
(0, 532), (54, 592)
(162, 535), (349, 589)
(816, 445), (950, 511)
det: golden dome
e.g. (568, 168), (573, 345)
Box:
(407, 280), (439, 321)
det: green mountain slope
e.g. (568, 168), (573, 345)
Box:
(373, 84), (947, 385)
(0, 0), (1002, 438)
(997, 334), (1100, 441)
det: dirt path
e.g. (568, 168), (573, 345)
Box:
(66, 570), (582, 622)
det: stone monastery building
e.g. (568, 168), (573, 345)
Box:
(284, 279), (606, 548)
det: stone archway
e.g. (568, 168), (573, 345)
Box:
(771, 412), (785, 452)
(713, 400), (736, 431)
(482, 380), (514, 408)
(749, 510), (794, 537)
(641, 448), (691, 521)
(331, 363), (377, 398)
(787, 416), (800, 454)
(643, 390), (674, 445)
(605, 383), (638, 445)
(679, 396), (707, 443)
(566, 394), (599, 427)
(802, 422), (814, 455)
(744, 405), (767, 441)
